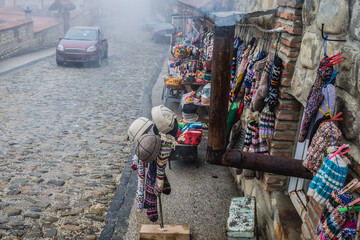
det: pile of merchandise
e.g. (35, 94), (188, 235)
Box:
(128, 105), (203, 223)
(167, 22), (214, 85)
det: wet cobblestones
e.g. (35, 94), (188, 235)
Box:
(0, 22), (167, 239)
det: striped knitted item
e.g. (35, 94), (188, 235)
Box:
(307, 155), (348, 205)
(243, 69), (255, 107)
(135, 156), (147, 212)
(303, 122), (342, 174)
(243, 121), (257, 152)
(317, 190), (354, 237)
(298, 57), (334, 142)
(259, 105), (275, 139)
(163, 174), (171, 195)
(155, 136), (173, 193)
(144, 160), (158, 222)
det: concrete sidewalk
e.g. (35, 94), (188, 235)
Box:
(124, 55), (241, 239)
(0, 48), (54, 75)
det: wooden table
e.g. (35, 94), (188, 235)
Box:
(181, 82), (207, 93)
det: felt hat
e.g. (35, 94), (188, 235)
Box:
(182, 103), (197, 114)
(128, 117), (154, 142)
(135, 134), (161, 164)
(151, 105), (175, 134)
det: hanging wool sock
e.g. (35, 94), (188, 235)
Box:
(308, 155), (348, 204)
(298, 57), (334, 142)
(155, 135), (173, 193)
(163, 174), (171, 195)
(243, 121), (257, 151)
(144, 160), (158, 222)
(259, 105), (274, 139)
(316, 155), (347, 204)
(316, 190), (354, 236)
(135, 156), (147, 212)
(303, 122), (342, 174)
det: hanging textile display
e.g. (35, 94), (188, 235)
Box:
(298, 55), (340, 143)
(303, 121), (342, 174)
(307, 153), (348, 205)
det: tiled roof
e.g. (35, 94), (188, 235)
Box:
(0, 8), (59, 32)
(0, 8), (33, 31)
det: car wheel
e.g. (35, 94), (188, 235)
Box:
(56, 60), (64, 66)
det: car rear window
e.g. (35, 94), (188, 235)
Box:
(64, 29), (98, 41)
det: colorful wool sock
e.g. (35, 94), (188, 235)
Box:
(135, 156), (147, 212)
(303, 122), (342, 174)
(259, 105), (275, 139)
(243, 69), (255, 107)
(144, 160), (158, 222)
(317, 189), (354, 236)
(298, 57), (334, 142)
(155, 135), (173, 193)
(243, 121), (257, 151)
(307, 155), (348, 205)
(163, 174), (171, 195)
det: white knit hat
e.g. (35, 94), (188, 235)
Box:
(151, 105), (175, 134)
(128, 117), (154, 142)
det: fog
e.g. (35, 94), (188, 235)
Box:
(97, 0), (152, 30)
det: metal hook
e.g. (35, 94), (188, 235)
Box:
(321, 24), (346, 42)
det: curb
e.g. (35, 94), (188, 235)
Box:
(98, 49), (168, 240)
(0, 54), (55, 77)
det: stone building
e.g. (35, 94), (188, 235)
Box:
(175, 0), (360, 239)
(229, 0), (360, 239)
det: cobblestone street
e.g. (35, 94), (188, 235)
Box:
(0, 7), (167, 239)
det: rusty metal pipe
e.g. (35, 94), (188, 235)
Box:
(211, 149), (313, 179)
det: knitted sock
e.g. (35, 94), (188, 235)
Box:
(298, 57), (334, 142)
(243, 122), (258, 179)
(309, 155), (348, 204)
(155, 136), (173, 193)
(144, 161), (158, 222)
(243, 121), (257, 151)
(317, 156), (347, 204)
(163, 174), (171, 195)
(135, 156), (147, 212)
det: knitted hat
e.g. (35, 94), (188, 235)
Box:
(182, 103), (197, 114)
(151, 105), (175, 134)
(135, 134), (161, 164)
(128, 117), (154, 142)
(167, 119), (179, 138)
(182, 112), (198, 123)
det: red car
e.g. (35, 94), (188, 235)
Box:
(56, 26), (108, 66)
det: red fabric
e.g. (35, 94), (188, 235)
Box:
(235, 103), (244, 122)
(177, 129), (202, 146)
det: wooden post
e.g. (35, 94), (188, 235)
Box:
(206, 24), (234, 165)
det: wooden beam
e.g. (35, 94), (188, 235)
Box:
(140, 225), (191, 240)
(206, 25), (234, 165)
(214, 149), (314, 179)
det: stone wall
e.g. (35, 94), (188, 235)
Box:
(233, 0), (277, 12)
(0, 11), (91, 60)
(229, 1), (305, 239)
(290, 0), (360, 239)
(291, 0), (360, 164)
